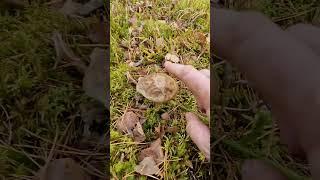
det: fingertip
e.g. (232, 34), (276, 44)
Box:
(163, 61), (172, 69)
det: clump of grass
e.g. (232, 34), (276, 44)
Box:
(110, 0), (210, 179)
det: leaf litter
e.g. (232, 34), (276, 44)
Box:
(116, 111), (146, 142)
(136, 138), (164, 176)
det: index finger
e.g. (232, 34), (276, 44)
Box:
(164, 61), (210, 113)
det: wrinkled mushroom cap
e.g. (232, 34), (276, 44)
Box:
(136, 73), (178, 103)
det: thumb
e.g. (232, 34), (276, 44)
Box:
(185, 112), (210, 160)
(242, 160), (288, 180)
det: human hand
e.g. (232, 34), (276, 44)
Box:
(213, 8), (320, 180)
(164, 61), (211, 160)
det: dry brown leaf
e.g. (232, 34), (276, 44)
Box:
(155, 37), (165, 49)
(160, 112), (170, 120)
(120, 40), (130, 49)
(52, 31), (86, 71)
(165, 53), (180, 63)
(196, 32), (207, 48)
(37, 158), (91, 180)
(132, 121), (146, 142)
(166, 126), (178, 134)
(139, 138), (164, 164)
(136, 73), (178, 103)
(126, 71), (138, 85)
(154, 124), (165, 139)
(128, 59), (144, 67)
(135, 157), (160, 176)
(83, 48), (109, 107)
(116, 111), (140, 134)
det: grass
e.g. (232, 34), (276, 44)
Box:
(110, 0), (210, 179)
(211, 0), (320, 179)
(0, 3), (108, 179)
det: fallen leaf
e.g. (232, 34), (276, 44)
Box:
(155, 37), (165, 49)
(83, 48), (109, 107)
(196, 32), (207, 48)
(166, 126), (178, 134)
(37, 158), (90, 180)
(126, 71), (138, 85)
(135, 157), (160, 176)
(120, 40), (130, 49)
(128, 59), (144, 67)
(160, 112), (170, 120)
(76, 0), (104, 16)
(165, 53), (180, 63)
(170, 22), (179, 29)
(136, 73), (178, 103)
(139, 138), (164, 164)
(132, 121), (146, 142)
(52, 31), (86, 71)
(155, 125), (165, 139)
(116, 111), (140, 134)
(59, 0), (82, 15)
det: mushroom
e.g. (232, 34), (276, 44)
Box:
(136, 73), (178, 103)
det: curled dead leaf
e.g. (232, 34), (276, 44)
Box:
(196, 32), (207, 48)
(160, 112), (170, 120)
(139, 138), (164, 164)
(128, 59), (144, 67)
(52, 31), (86, 71)
(155, 37), (165, 49)
(132, 121), (146, 142)
(126, 71), (138, 85)
(166, 126), (178, 134)
(116, 111), (140, 134)
(155, 124), (165, 139)
(135, 157), (160, 176)
(165, 53), (180, 63)
(136, 73), (178, 103)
